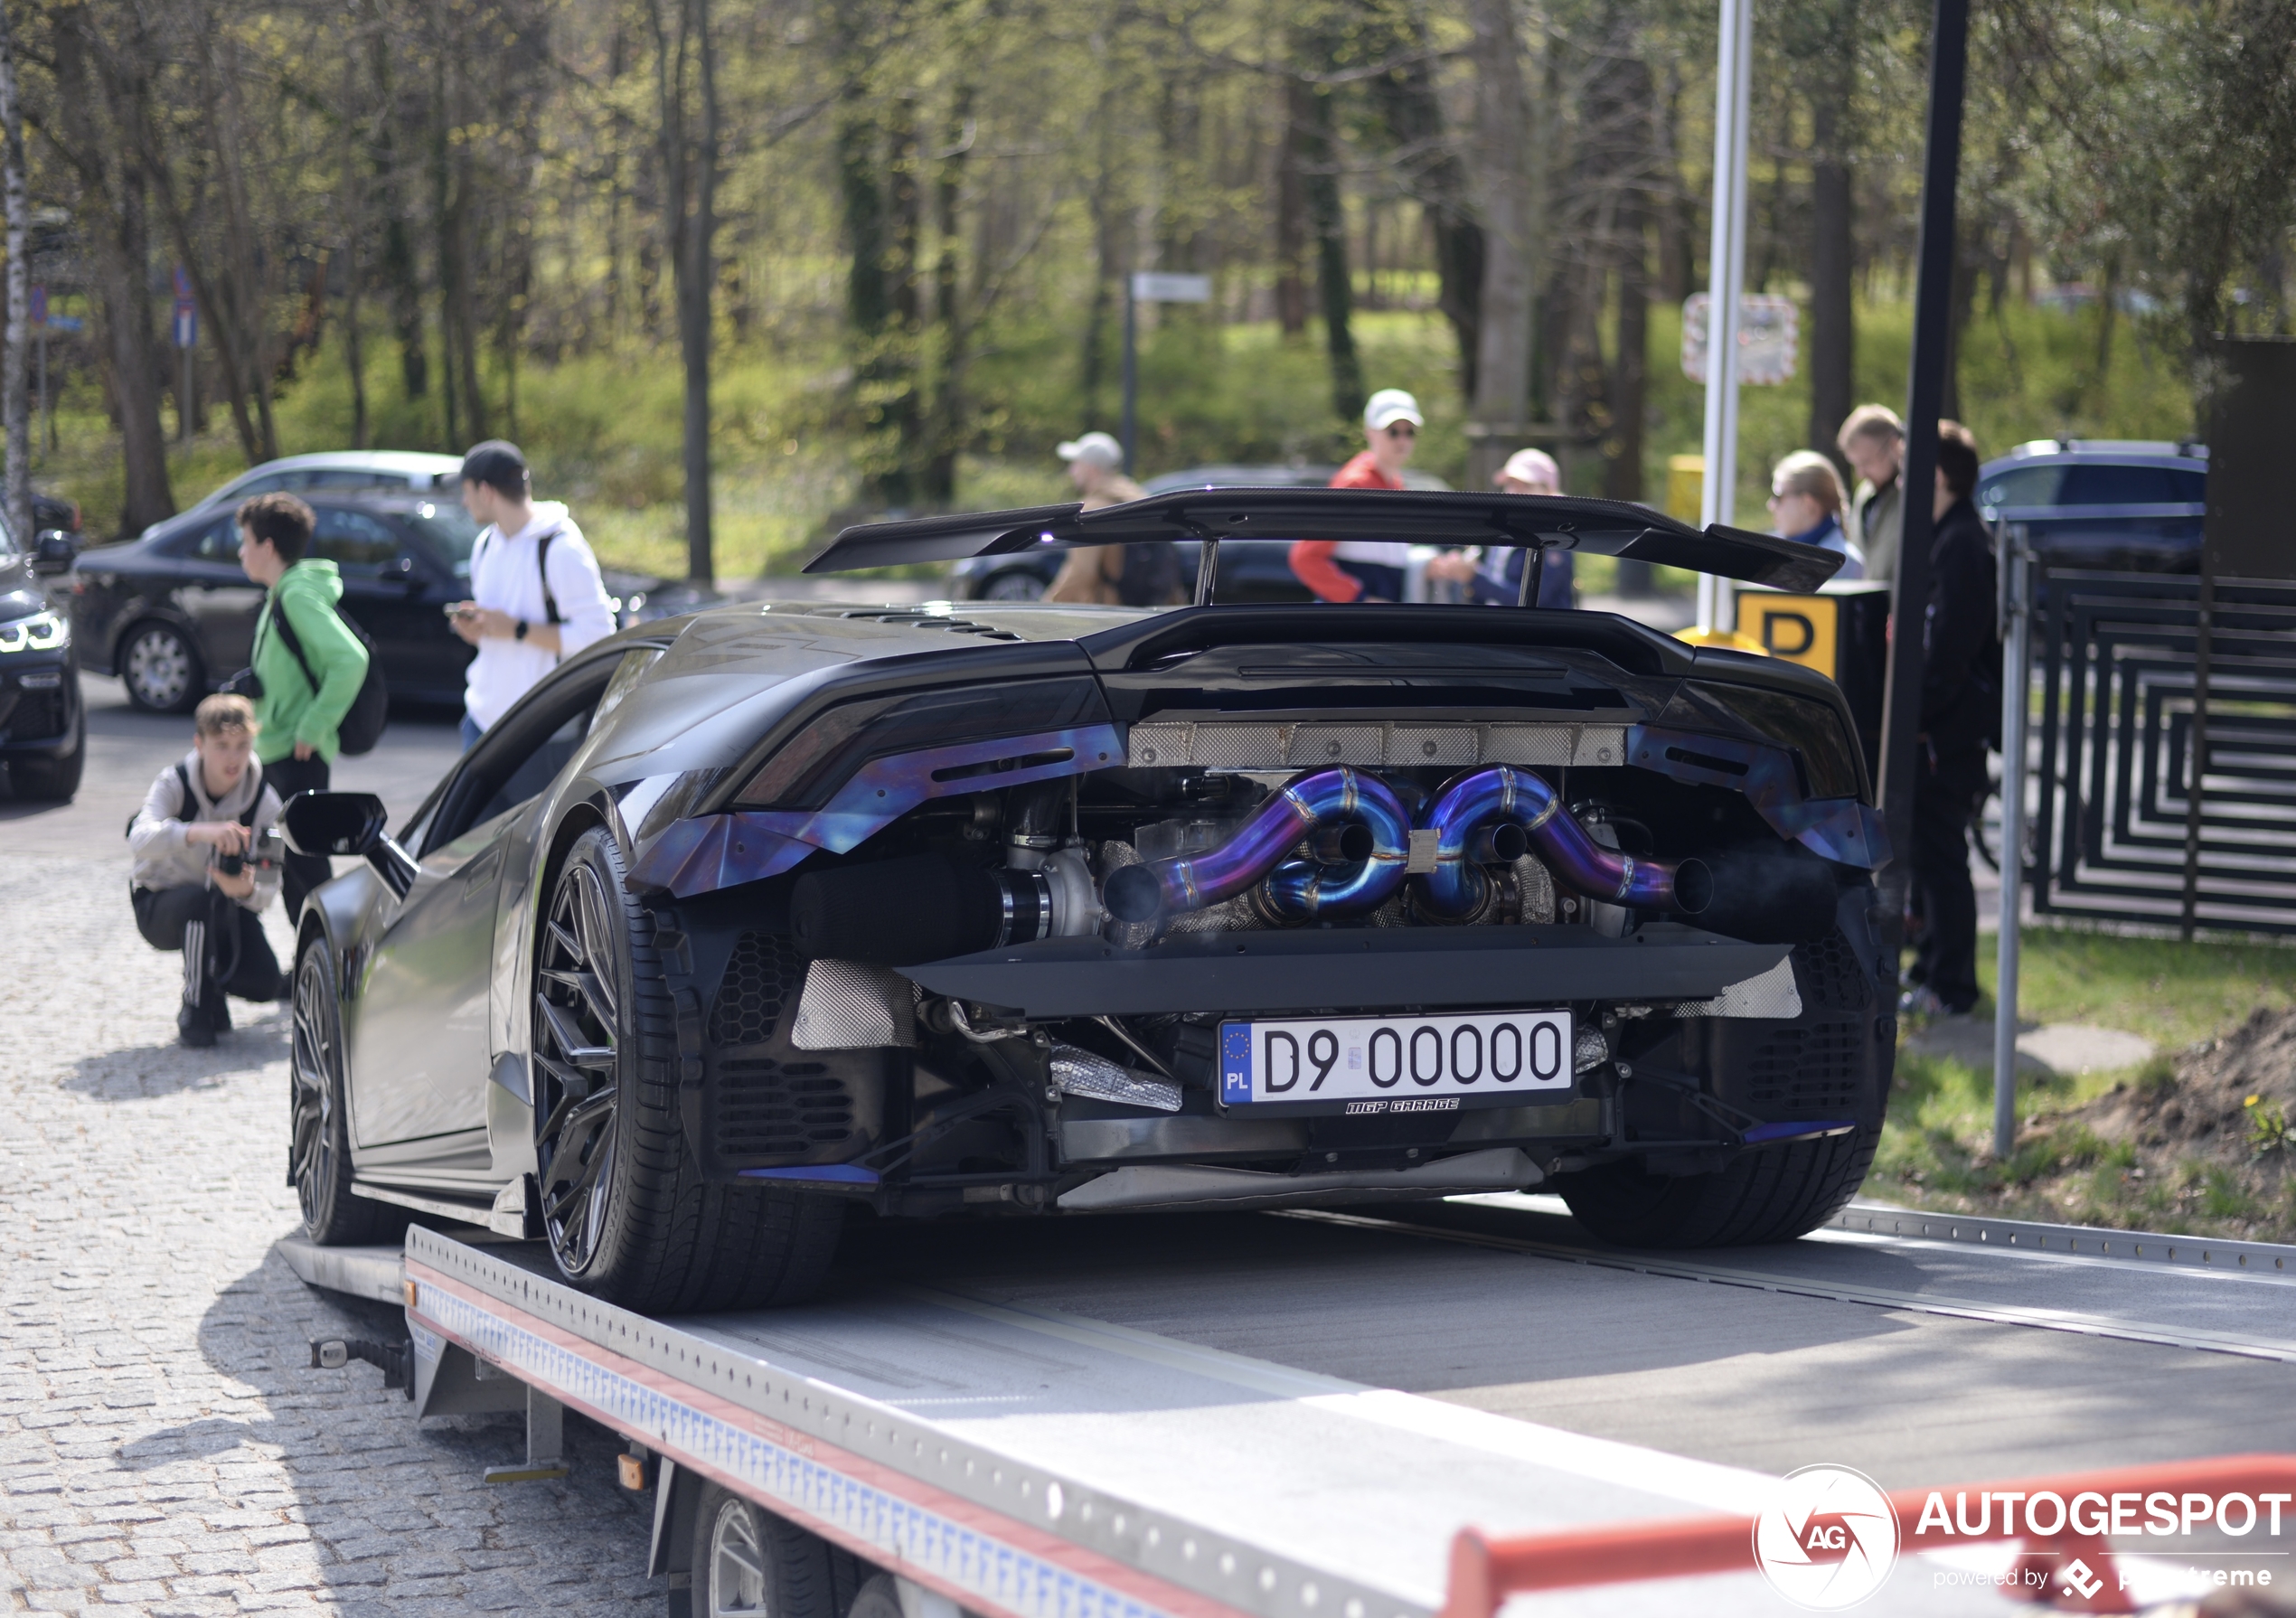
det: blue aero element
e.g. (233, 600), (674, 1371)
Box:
(738, 1163), (881, 1187)
(1221, 1024), (1254, 1105)
(1740, 1120), (1858, 1145)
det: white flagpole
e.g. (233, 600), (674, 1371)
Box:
(1697, 0), (1752, 634)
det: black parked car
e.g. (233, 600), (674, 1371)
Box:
(0, 536), (82, 799)
(949, 466), (1454, 602)
(1978, 439), (2207, 571)
(68, 492), (669, 713)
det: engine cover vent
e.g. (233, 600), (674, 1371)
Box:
(1126, 720), (1625, 772)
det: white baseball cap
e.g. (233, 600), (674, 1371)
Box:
(1364, 389), (1424, 432)
(1057, 431), (1124, 468)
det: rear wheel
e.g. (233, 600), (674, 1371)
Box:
(291, 936), (399, 1245)
(1557, 1123), (1882, 1248)
(533, 825), (844, 1312)
(691, 1485), (861, 1618)
(121, 621), (204, 713)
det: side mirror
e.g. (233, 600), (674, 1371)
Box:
(31, 530), (75, 576)
(281, 791), (388, 856)
(280, 790), (419, 898)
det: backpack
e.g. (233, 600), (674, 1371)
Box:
(127, 760), (260, 840)
(263, 593), (390, 756)
(1116, 541), (1182, 608)
(475, 523), (567, 637)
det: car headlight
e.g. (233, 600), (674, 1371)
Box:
(0, 609), (67, 654)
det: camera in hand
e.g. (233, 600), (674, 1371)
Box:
(215, 825), (287, 878)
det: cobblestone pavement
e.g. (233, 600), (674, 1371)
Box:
(0, 854), (656, 1615)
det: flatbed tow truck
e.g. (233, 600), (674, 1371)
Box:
(284, 1196), (2296, 1616)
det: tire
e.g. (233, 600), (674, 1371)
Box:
(533, 825), (844, 1312)
(690, 1484), (861, 1618)
(121, 620), (204, 714)
(9, 710), (84, 801)
(1557, 1122), (1883, 1249)
(290, 935), (400, 1245)
(979, 569), (1047, 602)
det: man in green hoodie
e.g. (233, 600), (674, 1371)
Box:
(236, 493), (371, 917)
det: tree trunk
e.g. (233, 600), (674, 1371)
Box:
(678, 0), (717, 582)
(923, 85), (973, 505)
(1275, 80), (1310, 337)
(1362, 19), (1482, 399)
(52, 14), (173, 531)
(1466, 0), (1535, 486)
(0, 6), (29, 549)
(1298, 79), (1360, 424)
(1807, 73), (1855, 466)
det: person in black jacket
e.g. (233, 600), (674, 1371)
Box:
(1904, 420), (2000, 1017)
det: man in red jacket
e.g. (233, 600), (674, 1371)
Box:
(1289, 389), (1421, 602)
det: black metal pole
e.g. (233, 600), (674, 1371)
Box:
(2181, 565), (2213, 939)
(1875, 0), (1969, 976)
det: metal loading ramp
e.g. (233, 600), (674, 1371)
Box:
(395, 1224), (2005, 1616)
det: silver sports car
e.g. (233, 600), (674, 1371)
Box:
(283, 488), (1887, 1312)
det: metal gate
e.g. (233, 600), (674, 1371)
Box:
(2029, 569), (2296, 934)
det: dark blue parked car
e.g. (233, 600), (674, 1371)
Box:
(1979, 439), (2207, 572)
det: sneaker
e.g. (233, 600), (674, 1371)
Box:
(1897, 986), (1952, 1019)
(178, 1005), (217, 1049)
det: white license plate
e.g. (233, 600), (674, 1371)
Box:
(1219, 1009), (1574, 1110)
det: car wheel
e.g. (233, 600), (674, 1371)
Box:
(980, 569), (1047, 602)
(1556, 1122), (1882, 1249)
(121, 621), (205, 714)
(534, 825), (844, 1312)
(8, 709), (85, 801)
(291, 935), (400, 1246)
(691, 1485), (861, 1618)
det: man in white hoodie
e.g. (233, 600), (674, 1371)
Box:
(128, 694), (287, 1047)
(447, 440), (617, 748)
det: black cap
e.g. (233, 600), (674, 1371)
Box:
(459, 439), (530, 497)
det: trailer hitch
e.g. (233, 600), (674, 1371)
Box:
(310, 1337), (413, 1398)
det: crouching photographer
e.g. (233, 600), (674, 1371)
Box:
(127, 694), (288, 1049)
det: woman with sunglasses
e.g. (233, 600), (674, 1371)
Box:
(1767, 449), (1866, 579)
(1288, 389), (1422, 603)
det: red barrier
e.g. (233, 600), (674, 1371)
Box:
(1439, 1454), (2296, 1617)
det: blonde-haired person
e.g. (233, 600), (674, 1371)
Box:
(1836, 404), (1905, 581)
(128, 693), (287, 1048)
(1768, 449), (1865, 579)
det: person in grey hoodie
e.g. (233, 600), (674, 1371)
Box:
(128, 693), (287, 1047)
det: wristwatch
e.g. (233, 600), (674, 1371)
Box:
(513, 619), (529, 641)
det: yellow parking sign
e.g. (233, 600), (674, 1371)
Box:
(1742, 593), (1840, 677)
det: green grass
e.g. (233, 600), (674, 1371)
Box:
(1981, 929), (2296, 1050)
(1871, 926), (2296, 1237)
